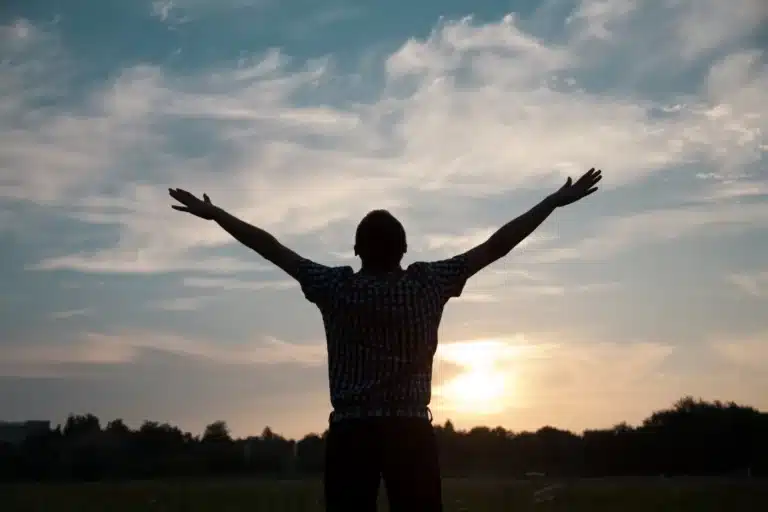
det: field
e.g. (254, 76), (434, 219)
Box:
(4, 477), (767, 511)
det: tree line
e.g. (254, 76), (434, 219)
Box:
(1, 397), (766, 482)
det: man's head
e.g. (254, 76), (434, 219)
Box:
(354, 210), (407, 269)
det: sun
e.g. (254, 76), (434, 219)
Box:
(435, 339), (516, 415)
(439, 368), (508, 415)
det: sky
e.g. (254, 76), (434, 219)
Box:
(1, 0), (767, 440)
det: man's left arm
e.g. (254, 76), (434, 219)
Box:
(460, 195), (558, 278)
(427, 168), (602, 295)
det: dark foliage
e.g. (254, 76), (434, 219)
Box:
(1, 397), (766, 482)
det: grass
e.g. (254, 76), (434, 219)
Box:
(3, 477), (767, 511)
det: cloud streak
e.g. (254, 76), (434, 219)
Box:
(50, 309), (91, 320)
(0, 331), (326, 377)
(728, 271), (768, 298)
(529, 202), (768, 263)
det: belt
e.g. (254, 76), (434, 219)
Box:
(329, 406), (433, 424)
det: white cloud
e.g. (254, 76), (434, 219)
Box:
(529, 201), (768, 263)
(151, 1), (177, 22)
(566, 0), (637, 41)
(509, 281), (619, 297)
(673, 0), (767, 61)
(151, 295), (217, 312)
(710, 333), (768, 370)
(695, 178), (768, 202)
(150, 0), (267, 24)
(456, 264), (618, 302)
(1, 336), (135, 367)
(183, 276), (295, 291)
(424, 228), (556, 255)
(2, 0), (766, 276)
(453, 292), (500, 304)
(0, 331), (326, 376)
(31, 252), (267, 274)
(425, 227), (496, 253)
(728, 271), (768, 297)
(50, 308), (91, 320)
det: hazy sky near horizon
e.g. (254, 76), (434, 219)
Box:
(1, 0), (767, 439)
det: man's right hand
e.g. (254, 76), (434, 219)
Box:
(169, 188), (219, 220)
(547, 168), (602, 208)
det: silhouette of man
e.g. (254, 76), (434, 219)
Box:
(169, 168), (602, 511)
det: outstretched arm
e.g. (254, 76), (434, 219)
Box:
(168, 189), (303, 280)
(461, 168), (602, 277)
(211, 208), (304, 279)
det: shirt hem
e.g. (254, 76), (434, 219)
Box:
(329, 406), (432, 423)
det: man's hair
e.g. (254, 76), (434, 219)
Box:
(354, 210), (407, 268)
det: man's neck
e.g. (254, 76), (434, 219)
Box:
(359, 264), (402, 277)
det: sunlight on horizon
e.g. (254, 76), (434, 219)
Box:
(434, 337), (544, 416)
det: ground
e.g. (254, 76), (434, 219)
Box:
(4, 477), (767, 511)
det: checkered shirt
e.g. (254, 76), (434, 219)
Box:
(295, 254), (471, 423)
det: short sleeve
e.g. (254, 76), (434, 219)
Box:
(294, 258), (352, 305)
(414, 253), (472, 300)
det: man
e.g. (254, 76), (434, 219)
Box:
(169, 168), (602, 511)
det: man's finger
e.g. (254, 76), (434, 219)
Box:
(577, 171), (602, 189)
(203, 193), (211, 203)
(575, 171), (593, 186)
(172, 205), (190, 212)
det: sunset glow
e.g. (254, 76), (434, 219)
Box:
(435, 339), (522, 415)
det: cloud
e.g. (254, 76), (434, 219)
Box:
(710, 333), (768, 370)
(508, 281), (619, 296)
(695, 177), (768, 202)
(0, 331), (326, 377)
(50, 308), (91, 320)
(432, 334), (676, 418)
(566, 0), (637, 41)
(31, 253), (267, 275)
(286, 5), (364, 37)
(2, 0), (765, 277)
(425, 229), (556, 255)
(728, 271), (768, 297)
(456, 265), (617, 302)
(453, 292), (499, 304)
(150, 296), (217, 312)
(150, 1), (176, 22)
(150, 0), (267, 24)
(182, 276), (295, 291)
(673, 0), (767, 61)
(529, 201), (768, 263)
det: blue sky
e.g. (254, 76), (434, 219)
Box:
(1, 0), (767, 439)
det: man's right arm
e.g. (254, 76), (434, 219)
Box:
(169, 187), (347, 304)
(210, 207), (305, 281)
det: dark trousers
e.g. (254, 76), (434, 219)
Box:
(323, 417), (443, 511)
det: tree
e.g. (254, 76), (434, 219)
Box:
(202, 421), (231, 443)
(2, 398), (766, 482)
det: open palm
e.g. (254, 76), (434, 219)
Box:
(550, 168), (602, 207)
(169, 188), (217, 220)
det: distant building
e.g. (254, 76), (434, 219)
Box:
(0, 420), (51, 445)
